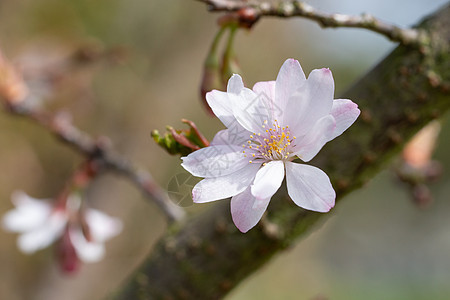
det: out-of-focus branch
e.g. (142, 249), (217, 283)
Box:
(115, 4), (450, 299)
(196, 0), (427, 45)
(0, 50), (185, 223)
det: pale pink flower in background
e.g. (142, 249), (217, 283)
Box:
(2, 191), (122, 272)
(182, 58), (360, 233)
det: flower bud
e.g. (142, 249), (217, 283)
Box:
(58, 227), (80, 274)
(221, 26), (241, 85)
(152, 120), (209, 156)
(200, 27), (226, 115)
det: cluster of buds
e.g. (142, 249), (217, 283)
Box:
(152, 119), (209, 156)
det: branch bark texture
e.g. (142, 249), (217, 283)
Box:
(114, 4), (450, 299)
(198, 0), (425, 45)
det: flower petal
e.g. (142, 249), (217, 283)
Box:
(253, 81), (275, 102)
(250, 160), (285, 200)
(85, 209), (122, 242)
(210, 129), (229, 146)
(2, 192), (52, 233)
(275, 59), (306, 111)
(253, 80), (282, 122)
(294, 115), (336, 162)
(10, 191), (50, 209)
(231, 187), (271, 233)
(329, 99), (360, 140)
(210, 123), (249, 147)
(193, 163), (261, 203)
(181, 145), (248, 177)
(205, 75), (244, 128)
(206, 90), (236, 128)
(70, 228), (105, 263)
(284, 68), (335, 136)
(230, 87), (274, 133)
(285, 162), (335, 212)
(17, 211), (67, 254)
(227, 74), (244, 94)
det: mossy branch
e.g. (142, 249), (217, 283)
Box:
(114, 4), (450, 299)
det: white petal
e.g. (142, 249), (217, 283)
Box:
(275, 59), (306, 111)
(253, 81), (282, 122)
(210, 124), (249, 147)
(230, 88), (273, 133)
(329, 99), (360, 140)
(210, 129), (229, 146)
(253, 81), (275, 102)
(17, 211), (67, 254)
(250, 160), (285, 200)
(181, 145), (248, 177)
(193, 163), (261, 203)
(10, 191), (51, 210)
(227, 74), (244, 94)
(2, 192), (52, 233)
(206, 75), (247, 129)
(70, 228), (105, 263)
(294, 115), (336, 162)
(253, 81), (275, 100)
(231, 187), (271, 233)
(206, 90), (236, 128)
(304, 68), (334, 114)
(284, 68), (335, 136)
(85, 209), (123, 242)
(285, 162), (335, 212)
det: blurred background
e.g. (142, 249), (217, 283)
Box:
(0, 0), (449, 299)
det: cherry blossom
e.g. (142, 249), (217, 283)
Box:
(182, 58), (360, 233)
(2, 191), (122, 272)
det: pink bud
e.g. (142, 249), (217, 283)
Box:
(57, 227), (80, 274)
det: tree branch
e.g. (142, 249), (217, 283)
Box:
(114, 3), (450, 299)
(197, 0), (427, 45)
(0, 52), (185, 223)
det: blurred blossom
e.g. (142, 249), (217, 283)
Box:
(182, 59), (360, 233)
(2, 191), (122, 273)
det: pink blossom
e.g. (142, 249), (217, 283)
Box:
(182, 59), (360, 233)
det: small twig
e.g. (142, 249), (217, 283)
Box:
(0, 49), (185, 223)
(6, 104), (185, 223)
(196, 0), (427, 46)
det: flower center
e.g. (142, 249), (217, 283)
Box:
(242, 119), (296, 164)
